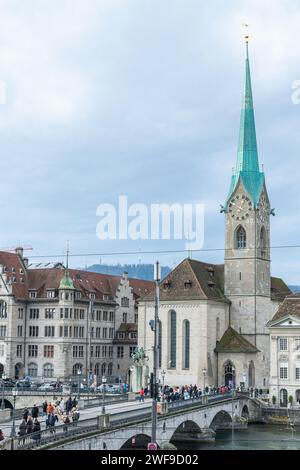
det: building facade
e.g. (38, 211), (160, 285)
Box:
(137, 40), (291, 390)
(268, 295), (300, 406)
(0, 249), (153, 384)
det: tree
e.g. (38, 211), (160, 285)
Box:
(288, 395), (293, 406)
(272, 395), (276, 405)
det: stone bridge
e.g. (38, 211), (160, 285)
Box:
(53, 395), (257, 450)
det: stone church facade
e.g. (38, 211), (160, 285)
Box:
(138, 40), (290, 390)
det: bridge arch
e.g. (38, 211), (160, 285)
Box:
(170, 420), (202, 445)
(120, 433), (152, 450)
(0, 398), (13, 409)
(209, 410), (232, 431)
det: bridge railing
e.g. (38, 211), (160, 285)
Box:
(166, 392), (235, 412)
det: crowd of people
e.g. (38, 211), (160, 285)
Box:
(138, 384), (266, 402)
(17, 396), (80, 442)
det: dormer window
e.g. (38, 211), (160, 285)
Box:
(207, 281), (216, 288)
(3, 266), (7, 272)
(163, 281), (171, 290)
(19, 268), (24, 275)
(90, 293), (96, 300)
(184, 280), (193, 289)
(12, 276), (17, 283)
(103, 294), (109, 301)
(75, 291), (82, 300)
(47, 290), (55, 299)
(29, 290), (37, 299)
(207, 266), (215, 276)
(20, 277), (24, 284)
(12, 267), (16, 273)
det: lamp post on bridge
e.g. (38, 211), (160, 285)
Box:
(10, 388), (18, 449)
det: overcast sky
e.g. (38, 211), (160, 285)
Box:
(0, 0), (299, 283)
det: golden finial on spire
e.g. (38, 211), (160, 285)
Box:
(242, 22), (250, 43)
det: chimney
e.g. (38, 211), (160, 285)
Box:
(23, 258), (29, 268)
(123, 271), (128, 281)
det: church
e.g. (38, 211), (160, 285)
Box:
(137, 38), (290, 391)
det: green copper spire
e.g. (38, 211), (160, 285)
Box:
(59, 243), (75, 290)
(225, 40), (264, 208)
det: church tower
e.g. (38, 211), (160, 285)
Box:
(223, 37), (272, 347)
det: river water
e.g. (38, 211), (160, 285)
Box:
(176, 424), (300, 450)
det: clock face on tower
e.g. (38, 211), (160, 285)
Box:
(228, 194), (252, 221)
(257, 194), (270, 223)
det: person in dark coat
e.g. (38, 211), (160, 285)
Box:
(31, 404), (39, 419)
(0, 429), (4, 441)
(23, 408), (29, 422)
(63, 415), (70, 432)
(32, 419), (41, 442)
(26, 416), (34, 434)
(48, 413), (56, 434)
(66, 397), (73, 415)
(42, 401), (48, 417)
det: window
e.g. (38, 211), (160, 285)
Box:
(130, 332), (137, 339)
(0, 301), (7, 319)
(102, 346), (107, 357)
(101, 363), (106, 375)
(74, 309), (79, 320)
(216, 317), (220, 342)
(95, 346), (101, 358)
(73, 346), (83, 358)
(44, 345), (54, 358)
(45, 308), (55, 319)
(103, 294), (109, 301)
(16, 344), (22, 358)
(43, 363), (54, 378)
(74, 326), (79, 338)
(123, 312), (127, 323)
(29, 291), (37, 299)
(28, 363), (38, 377)
(90, 346), (94, 357)
(72, 363), (83, 375)
(75, 291), (82, 300)
(64, 326), (69, 337)
(79, 327), (84, 338)
(296, 366), (300, 380)
(80, 309), (84, 320)
(108, 346), (113, 358)
(169, 310), (177, 368)
(236, 226), (246, 249)
(260, 226), (267, 258)
(279, 338), (288, 351)
(94, 363), (101, 376)
(183, 320), (190, 369)
(121, 297), (129, 308)
(103, 311), (108, 321)
(134, 313), (138, 323)
(44, 326), (55, 337)
(109, 311), (114, 322)
(17, 325), (23, 337)
(90, 293), (95, 300)
(0, 326), (6, 337)
(117, 346), (124, 358)
(295, 339), (300, 350)
(96, 310), (101, 321)
(29, 309), (39, 319)
(118, 332), (125, 339)
(96, 327), (101, 338)
(18, 308), (24, 319)
(280, 362), (288, 379)
(108, 363), (113, 376)
(0, 344), (4, 356)
(103, 328), (107, 339)
(59, 326), (63, 337)
(109, 328), (114, 339)
(129, 346), (136, 357)
(91, 327), (94, 338)
(29, 326), (39, 337)
(47, 290), (55, 298)
(28, 345), (38, 357)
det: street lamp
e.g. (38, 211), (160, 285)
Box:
(77, 369), (82, 399)
(102, 376), (107, 415)
(10, 388), (18, 441)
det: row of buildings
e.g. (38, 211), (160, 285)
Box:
(0, 39), (299, 406)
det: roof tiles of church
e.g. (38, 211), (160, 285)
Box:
(225, 41), (265, 209)
(140, 258), (290, 303)
(215, 326), (259, 353)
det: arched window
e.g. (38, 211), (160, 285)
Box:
(216, 317), (220, 342)
(182, 320), (190, 369)
(248, 361), (255, 387)
(72, 363), (83, 376)
(94, 363), (101, 376)
(101, 363), (106, 376)
(108, 363), (113, 376)
(236, 226), (246, 249)
(28, 363), (38, 377)
(168, 310), (177, 368)
(260, 226), (267, 258)
(43, 363), (54, 378)
(0, 301), (7, 319)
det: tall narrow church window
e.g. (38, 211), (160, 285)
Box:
(169, 310), (177, 368)
(236, 226), (246, 249)
(216, 317), (220, 341)
(260, 226), (267, 258)
(182, 320), (190, 369)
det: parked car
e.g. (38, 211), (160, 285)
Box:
(16, 379), (31, 389)
(96, 384), (118, 393)
(37, 383), (53, 391)
(0, 378), (15, 388)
